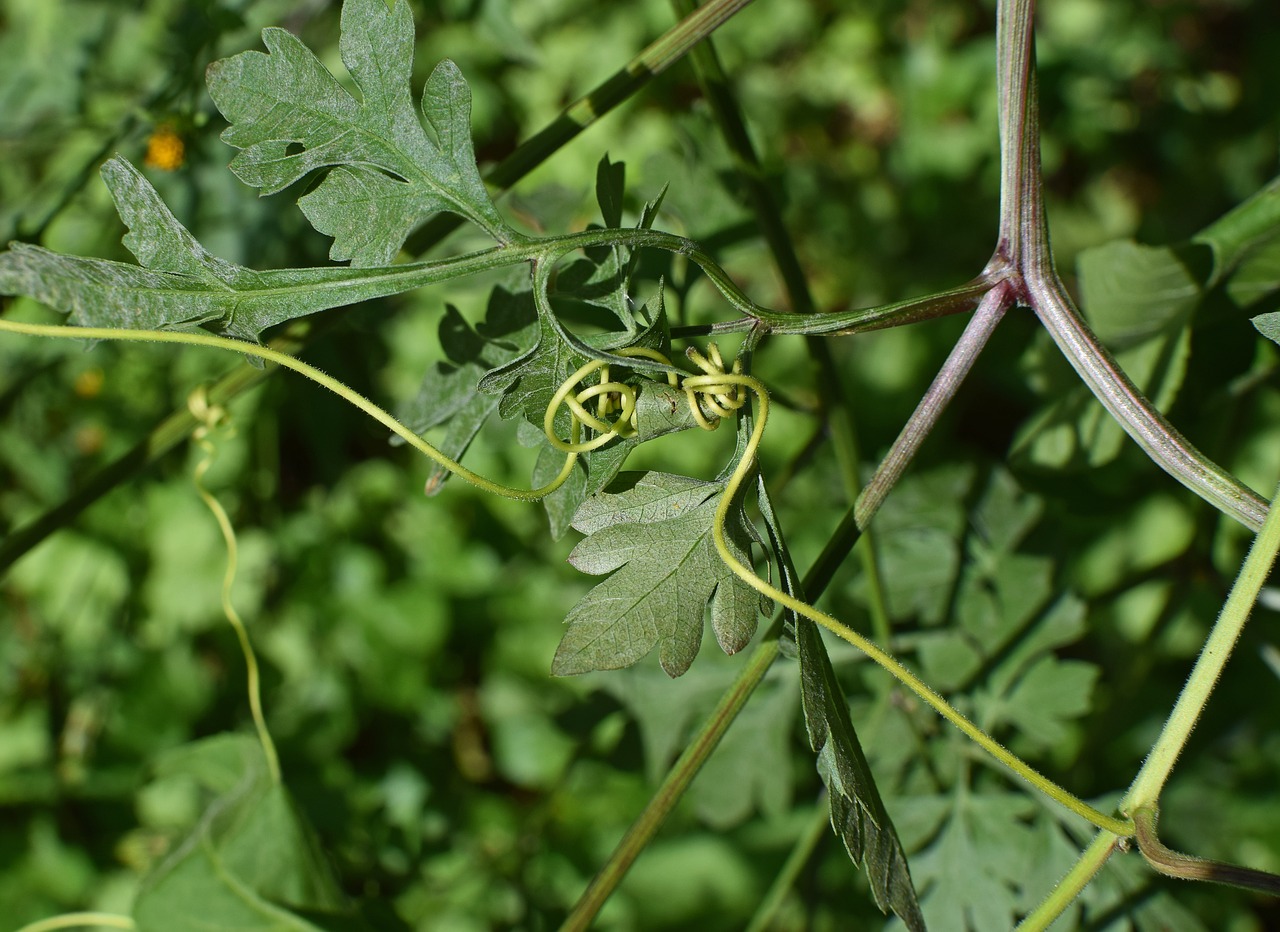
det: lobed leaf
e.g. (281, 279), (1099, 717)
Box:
(132, 734), (363, 931)
(552, 471), (761, 678)
(206, 0), (513, 264)
(0, 157), (503, 342)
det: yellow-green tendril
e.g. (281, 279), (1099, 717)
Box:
(188, 387), (281, 785)
(0, 318), (574, 501)
(0, 315), (1129, 835)
(695, 362), (1131, 838)
(14, 913), (136, 932)
(544, 346), (681, 451)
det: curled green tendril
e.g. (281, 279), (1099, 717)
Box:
(188, 386), (282, 785)
(701, 365), (1132, 838)
(0, 317), (1129, 837)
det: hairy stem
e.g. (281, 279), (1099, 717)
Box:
(1133, 806), (1280, 896)
(1016, 831), (1119, 931)
(1124, 478), (1280, 810)
(711, 375), (1131, 836)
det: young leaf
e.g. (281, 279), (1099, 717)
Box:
(397, 291), (536, 492)
(553, 156), (669, 333)
(206, 0), (514, 264)
(0, 157), (500, 342)
(552, 471), (761, 678)
(796, 617), (925, 932)
(132, 734), (362, 932)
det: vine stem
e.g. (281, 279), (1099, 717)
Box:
(1015, 831), (1119, 931)
(856, 282), (1012, 526)
(188, 390), (281, 785)
(13, 914), (135, 932)
(0, 318), (576, 502)
(560, 631), (783, 932)
(706, 373), (1131, 837)
(1122, 478), (1280, 811)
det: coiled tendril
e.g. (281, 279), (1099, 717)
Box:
(543, 342), (747, 451)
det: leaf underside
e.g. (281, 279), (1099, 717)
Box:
(206, 0), (512, 264)
(552, 471), (761, 678)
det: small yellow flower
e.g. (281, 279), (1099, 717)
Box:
(144, 126), (185, 171)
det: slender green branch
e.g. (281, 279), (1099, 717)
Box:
(0, 318), (576, 502)
(1016, 831), (1120, 931)
(560, 631), (783, 932)
(710, 373), (1130, 837)
(1124, 478), (1280, 810)
(744, 802), (832, 932)
(14, 914), (135, 932)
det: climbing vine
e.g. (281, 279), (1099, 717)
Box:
(2, 0), (1279, 929)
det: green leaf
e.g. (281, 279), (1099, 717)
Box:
(689, 666), (797, 829)
(0, 157), (513, 342)
(910, 790), (1036, 932)
(551, 471), (761, 678)
(132, 734), (362, 932)
(206, 0), (513, 263)
(397, 291), (536, 493)
(796, 617), (924, 931)
(553, 156), (669, 333)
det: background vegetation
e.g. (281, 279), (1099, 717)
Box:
(1, 0), (1278, 928)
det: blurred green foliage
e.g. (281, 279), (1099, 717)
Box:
(2, 0), (1279, 929)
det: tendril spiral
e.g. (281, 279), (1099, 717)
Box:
(543, 342), (747, 451)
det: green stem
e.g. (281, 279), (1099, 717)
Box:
(1123, 479), (1280, 810)
(1015, 831), (1119, 931)
(14, 914), (135, 932)
(0, 318), (575, 503)
(560, 633), (782, 932)
(711, 375), (1131, 838)
(743, 802), (831, 932)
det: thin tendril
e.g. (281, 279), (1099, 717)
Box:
(13, 913), (136, 932)
(187, 387), (282, 785)
(0, 318), (574, 500)
(0, 317), (1130, 836)
(694, 363), (1132, 838)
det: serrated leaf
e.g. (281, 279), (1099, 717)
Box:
(994, 655), (1099, 748)
(397, 291), (536, 492)
(552, 472), (761, 678)
(796, 617), (925, 931)
(690, 668), (797, 829)
(552, 155), (669, 333)
(910, 791), (1036, 932)
(0, 156), (492, 342)
(132, 734), (361, 932)
(206, 0), (512, 264)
